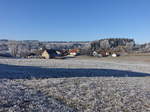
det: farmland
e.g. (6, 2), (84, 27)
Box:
(0, 56), (150, 111)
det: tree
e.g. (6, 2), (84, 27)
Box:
(8, 41), (18, 57)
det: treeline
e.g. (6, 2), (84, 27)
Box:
(0, 38), (150, 58)
(91, 38), (135, 51)
(81, 38), (150, 56)
(0, 39), (89, 57)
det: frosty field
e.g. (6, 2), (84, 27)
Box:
(0, 56), (150, 112)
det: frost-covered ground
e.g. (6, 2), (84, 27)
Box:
(25, 77), (150, 112)
(0, 56), (150, 112)
(0, 56), (150, 74)
(0, 80), (75, 112)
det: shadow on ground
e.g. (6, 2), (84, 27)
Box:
(0, 64), (150, 79)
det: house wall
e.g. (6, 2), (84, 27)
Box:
(42, 50), (50, 59)
(70, 52), (77, 56)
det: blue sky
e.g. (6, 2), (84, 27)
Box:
(0, 0), (150, 43)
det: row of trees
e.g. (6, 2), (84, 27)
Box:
(1, 38), (150, 58)
(0, 40), (89, 57)
(90, 38), (135, 53)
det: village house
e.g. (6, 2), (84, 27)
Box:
(61, 49), (69, 56)
(41, 49), (58, 59)
(68, 49), (79, 56)
(92, 50), (109, 57)
(111, 53), (120, 57)
(41, 49), (65, 59)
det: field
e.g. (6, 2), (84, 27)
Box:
(0, 56), (150, 112)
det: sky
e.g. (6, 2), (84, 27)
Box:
(0, 0), (150, 43)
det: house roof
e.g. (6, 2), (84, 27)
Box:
(69, 49), (79, 53)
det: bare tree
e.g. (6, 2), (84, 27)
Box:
(8, 41), (18, 57)
(17, 43), (30, 58)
